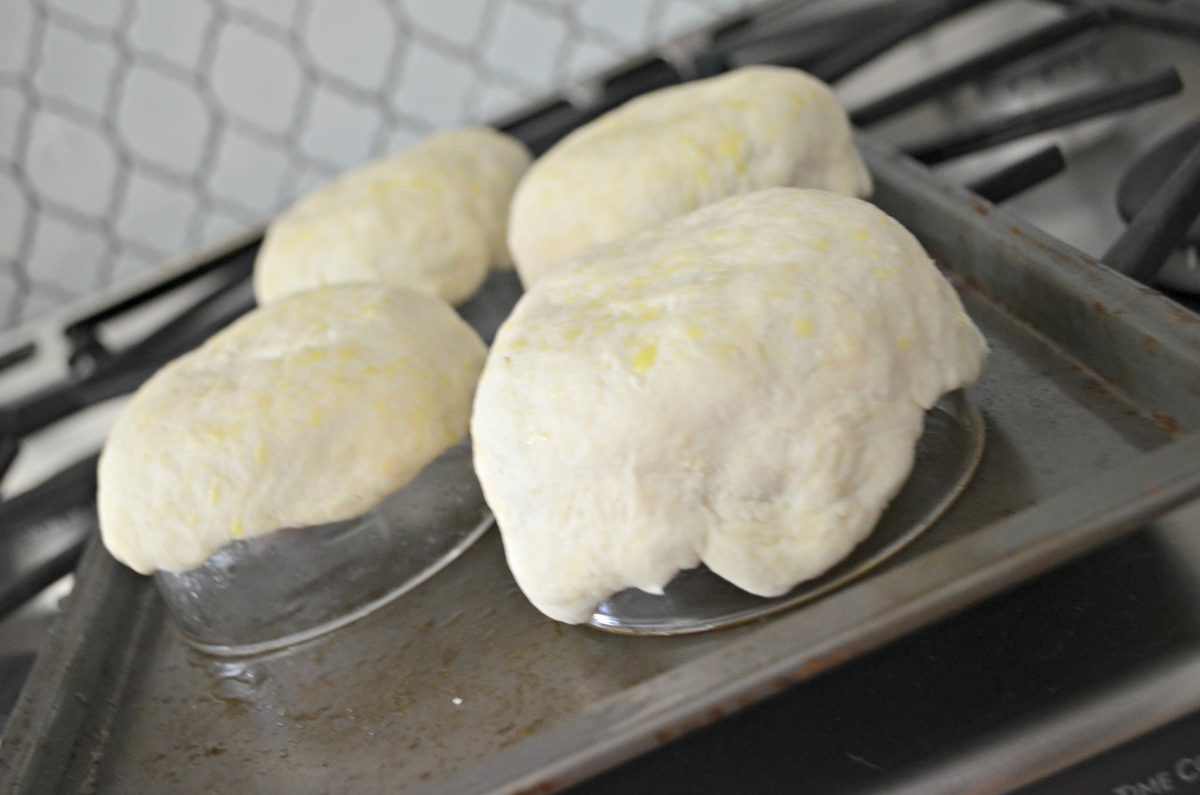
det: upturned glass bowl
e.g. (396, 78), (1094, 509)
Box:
(590, 391), (985, 635)
(155, 440), (491, 656)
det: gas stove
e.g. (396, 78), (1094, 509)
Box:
(3, 1), (1200, 792)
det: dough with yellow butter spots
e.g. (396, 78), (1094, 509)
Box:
(255, 128), (531, 305)
(473, 188), (987, 623)
(99, 285), (487, 574)
(508, 66), (871, 286)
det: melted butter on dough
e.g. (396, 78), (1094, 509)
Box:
(255, 128), (531, 306)
(99, 285), (486, 574)
(473, 188), (988, 623)
(508, 66), (871, 286)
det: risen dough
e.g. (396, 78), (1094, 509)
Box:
(99, 285), (487, 574)
(473, 188), (987, 623)
(255, 128), (531, 305)
(508, 66), (871, 286)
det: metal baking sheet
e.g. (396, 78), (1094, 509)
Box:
(4, 137), (1200, 795)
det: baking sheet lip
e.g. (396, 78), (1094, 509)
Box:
(860, 135), (1200, 437)
(0, 534), (156, 793)
(440, 430), (1200, 795)
(858, 135), (1200, 349)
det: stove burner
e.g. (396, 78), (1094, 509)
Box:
(967, 144), (1066, 203)
(849, 7), (1106, 126)
(1118, 116), (1200, 247)
(1107, 120), (1200, 283)
(902, 67), (1183, 165)
(1104, 117), (1200, 284)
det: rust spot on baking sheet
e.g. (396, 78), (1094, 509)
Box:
(653, 705), (731, 746)
(1145, 338), (1159, 356)
(792, 647), (858, 680)
(1008, 224), (1072, 265)
(1082, 377), (1109, 396)
(499, 716), (548, 749)
(512, 781), (562, 795)
(1146, 486), (1164, 497)
(1153, 410), (1181, 436)
(1167, 303), (1200, 325)
(1091, 301), (1126, 317)
(970, 200), (990, 217)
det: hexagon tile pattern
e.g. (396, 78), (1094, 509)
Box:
(0, 0), (762, 330)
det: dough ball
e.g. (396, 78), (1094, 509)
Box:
(508, 66), (871, 286)
(473, 188), (987, 623)
(99, 285), (487, 574)
(255, 128), (531, 305)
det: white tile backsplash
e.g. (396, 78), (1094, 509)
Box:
(563, 37), (624, 83)
(0, 87), (25, 159)
(485, 0), (570, 90)
(116, 171), (197, 251)
(208, 128), (291, 214)
(0, 0), (760, 329)
(45, 0), (127, 30)
(402, 0), (490, 49)
(222, 0), (297, 30)
(392, 40), (476, 126)
(304, 0), (397, 92)
(18, 281), (72, 324)
(25, 110), (119, 217)
(470, 76), (536, 124)
(26, 212), (106, 296)
(0, 268), (21, 323)
(658, 0), (720, 41)
(210, 22), (304, 135)
(382, 125), (424, 156)
(118, 68), (212, 175)
(288, 163), (339, 203)
(575, 0), (658, 51)
(107, 244), (159, 283)
(0, 173), (28, 260)
(299, 85), (384, 168)
(197, 206), (257, 247)
(0, 0), (37, 76)
(129, 0), (214, 71)
(35, 23), (119, 115)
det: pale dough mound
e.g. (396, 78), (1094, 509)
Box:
(508, 65), (871, 286)
(473, 189), (988, 623)
(255, 128), (532, 305)
(99, 285), (487, 574)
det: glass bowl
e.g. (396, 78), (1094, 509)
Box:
(589, 390), (986, 635)
(155, 440), (491, 656)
